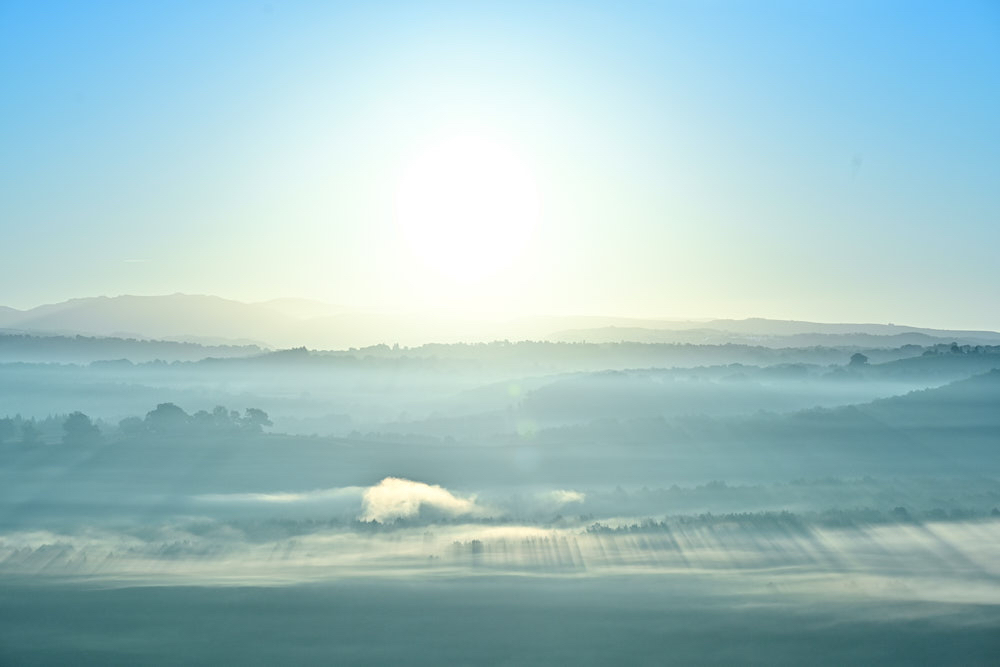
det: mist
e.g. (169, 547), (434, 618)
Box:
(4, 0), (999, 662)
(2, 310), (999, 664)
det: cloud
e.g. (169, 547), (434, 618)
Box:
(541, 489), (586, 505)
(196, 487), (364, 504)
(193, 480), (494, 524)
(359, 477), (487, 523)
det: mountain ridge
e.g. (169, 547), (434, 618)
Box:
(2, 294), (998, 349)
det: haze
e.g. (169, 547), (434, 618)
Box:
(2, 2), (999, 666)
(2, 1), (998, 327)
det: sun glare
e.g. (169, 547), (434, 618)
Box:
(395, 135), (540, 282)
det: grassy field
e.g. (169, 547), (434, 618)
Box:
(2, 576), (999, 666)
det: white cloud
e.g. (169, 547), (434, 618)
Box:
(541, 489), (586, 506)
(196, 487), (364, 504)
(359, 477), (487, 523)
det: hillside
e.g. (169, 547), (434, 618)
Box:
(3, 295), (999, 350)
(0, 332), (263, 363)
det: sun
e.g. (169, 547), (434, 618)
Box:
(395, 135), (540, 282)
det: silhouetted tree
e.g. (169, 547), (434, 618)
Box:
(0, 417), (15, 444)
(191, 405), (249, 432)
(241, 408), (273, 433)
(20, 421), (41, 444)
(62, 411), (100, 445)
(849, 352), (869, 367)
(192, 409), (218, 430)
(144, 402), (190, 434)
(112, 403), (274, 439)
(214, 405), (235, 428)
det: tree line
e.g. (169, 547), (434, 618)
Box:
(0, 403), (273, 446)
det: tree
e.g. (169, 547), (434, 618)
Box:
(20, 421), (41, 445)
(144, 402), (190, 434)
(0, 417), (15, 445)
(241, 408), (273, 434)
(63, 411), (100, 445)
(214, 405), (236, 429)
(848, 352), (869, 367)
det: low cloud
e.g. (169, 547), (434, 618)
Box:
(196, 487), (363, 504)
(360, 477), (488, 523)
(194, 480), (492, 524)
(542, 489), (586, 505)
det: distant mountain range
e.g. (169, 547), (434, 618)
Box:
(1, 294), (998, 350)
(549, 325), (1000, 347)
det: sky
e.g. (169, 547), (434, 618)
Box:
(1, 1), (998, 328)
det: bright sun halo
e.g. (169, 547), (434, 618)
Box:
(396, 135), (540, 282)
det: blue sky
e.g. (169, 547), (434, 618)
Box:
(2, 1), (998, 328)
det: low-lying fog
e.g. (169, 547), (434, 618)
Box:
(2, 336), (998, 664)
